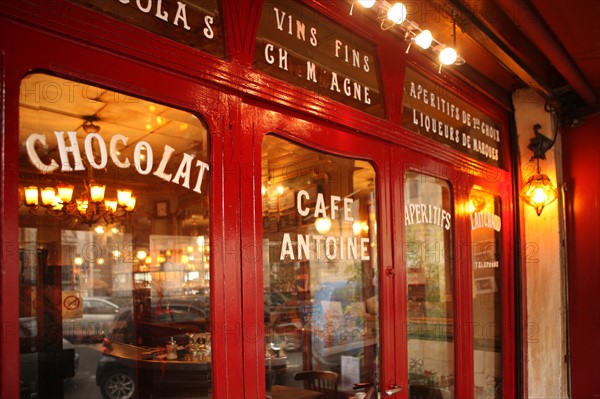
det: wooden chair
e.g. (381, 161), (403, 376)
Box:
(294, 370), (339, 399)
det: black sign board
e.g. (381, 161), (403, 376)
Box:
(255, 0), (384, 118)
(402, 68), (503, 168)
(68, 0), (224, 58)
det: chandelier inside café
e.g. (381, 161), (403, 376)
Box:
(23, 181), (136, 227)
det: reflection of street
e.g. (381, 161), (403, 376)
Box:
(64, 343), (103, 399)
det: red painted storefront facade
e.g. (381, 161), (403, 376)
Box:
(1, 1), (517, 398)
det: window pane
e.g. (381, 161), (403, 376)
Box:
(470, 189), (502, 398)
(18, 74), (211, 399)
(262, 135), (379, 398)
(404, 171), (454, 398)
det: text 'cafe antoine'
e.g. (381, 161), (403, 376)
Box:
(1, 0), (599, 399)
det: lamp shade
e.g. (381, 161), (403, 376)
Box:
(439, 47), (458, 65)
(415, 30), (433, 49)
(357, 0), (376, 8)
(387, 3), (407, 24)
(520, 173), (558, 216)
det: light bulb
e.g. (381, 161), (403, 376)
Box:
(439, 47), (458, 65)
(24, 186), (39, 206)
(105, 200), (118, 213)
(532, 187), (547, 204)
(387, 3), (407, 24)
(415, 30), (433, 49)
(315, 217), (332, 234)
(76, 200), (89, 214)
(57, 185), (74, 203)
(117, 189), (132, 207)
(125, 196), (136, 212)
(41, 187), (56, 206)
(90, 184), (106, 203)
(358, 0), (376, 8)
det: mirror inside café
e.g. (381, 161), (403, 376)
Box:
(261, 135), (379, 398)
(18, 74), (211, 399)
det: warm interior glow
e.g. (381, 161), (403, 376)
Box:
(532, 187), (547, 204)
(315, 217), (332, 234)
(439, 47), (458, 65)
(57, 184), (74, 203)
(117, 189), (132, 207)
(76, 200), (89, 214)
(104, 200), (118, 213)
(415, 29), (433, 49)
(387, 3), (407, 24)
(25, 186), (39, 205)
(136, 250), (147, 261)
(41, 187), (56, 206)
(90, 184), (106, 203)
(125, 197), (137, 212)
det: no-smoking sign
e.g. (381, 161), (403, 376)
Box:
(62, 291), (83, 319)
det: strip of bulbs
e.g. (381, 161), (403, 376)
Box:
(353, 0), (465, 69)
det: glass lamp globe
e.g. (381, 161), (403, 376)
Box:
(439, 47), (458, 65)
(387, 3), (407, 24)
(520, 173), (559, 216)
(415, 30), (433, 49)
(358, 0), (377, 8)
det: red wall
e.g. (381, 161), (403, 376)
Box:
(562, 113), (600, 398)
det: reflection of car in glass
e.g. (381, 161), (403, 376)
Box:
(96, 299), (210, 399)
(265, 292), (305, 352)
(63, 297), (128, 343)
(19, 317), (79, 398)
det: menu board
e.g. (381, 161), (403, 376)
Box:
(255, 0), (384, 118)
(402, 68), (503, 168)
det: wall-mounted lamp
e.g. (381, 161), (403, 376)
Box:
(520, 124), (559, 216)
(352, 1), (465, 70)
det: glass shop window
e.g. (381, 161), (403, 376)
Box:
(469, 189), (502, 398)
(404, 171), (455, 398)
(18, 74), (211, 399)
(261, 135), (379, 398)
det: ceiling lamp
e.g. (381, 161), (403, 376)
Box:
(23, 181), (136, 226)
(519, 123), (559, 216)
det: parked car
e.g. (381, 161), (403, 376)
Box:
(19, 317), (79, 398)
(63, 297), (130, 343)
(96, 298), (210, 399)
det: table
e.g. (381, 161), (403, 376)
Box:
(270, 384), (323, 399)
